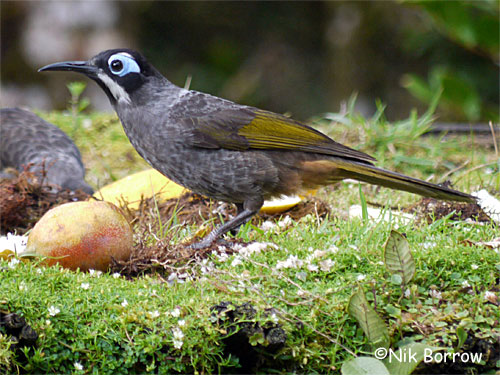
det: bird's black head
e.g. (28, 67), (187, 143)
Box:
(39, 49), (163, 105)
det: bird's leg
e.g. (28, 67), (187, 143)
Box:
(189, 208), (257, 249)
(229, 203), (245, 236)
(189, 199), (262, 250)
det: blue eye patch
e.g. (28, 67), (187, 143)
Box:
(107, 53), (141, 77)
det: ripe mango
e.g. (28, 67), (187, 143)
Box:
(26, 201), (133, 271)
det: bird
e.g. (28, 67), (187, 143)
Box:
(39, 49), (475, 248)
(0, 107), (94, 194)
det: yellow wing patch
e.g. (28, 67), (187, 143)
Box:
(239, 110), (328, 149)
(237, 110), (375, 163)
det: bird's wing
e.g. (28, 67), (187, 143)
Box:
(183, 107), (375, 163)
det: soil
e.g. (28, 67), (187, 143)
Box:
(111, 192), (331, 277)
(0, 168), (90, 235)
(405, 197), (493, 225)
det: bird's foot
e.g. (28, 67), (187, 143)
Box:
(188, 237), (233, 250)
(187, 206), (259, 250)
(187, 238), (215, 250)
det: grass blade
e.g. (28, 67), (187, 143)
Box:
(359, 184), (369, 223)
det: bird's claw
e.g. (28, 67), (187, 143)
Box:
(187, 239), (214, 250)
(187, 237), (234, 250)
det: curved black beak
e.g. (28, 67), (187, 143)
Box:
(38, 61), (98, 77)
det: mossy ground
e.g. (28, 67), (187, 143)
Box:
(1, 104), (498, 374)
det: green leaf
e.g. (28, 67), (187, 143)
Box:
(359, 184), (368, 223)
(401, 73), (434, 105)
(384, 304), (401, 319)
(390, 274), (403, 285)
(412, 0), (500, 59)
(384, 343), (439, 375)
(456, 326), (467, 351)
(384, 230), (415, 285)
(342, 357), (390, 375)
(66, 81), (87, 98)
(348, 286), (390, 350)
(403, 65), (482, 122)
(78, 98), (90, 112)
(248, 332), (265, 346)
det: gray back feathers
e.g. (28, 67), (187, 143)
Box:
(0, 108), (93, 194)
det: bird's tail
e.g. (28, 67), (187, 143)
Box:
(334, 160), (475, 203)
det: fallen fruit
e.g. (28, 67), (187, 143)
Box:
(260, 195), (302, 214)
(94, 168), (305, 214)
(94, 168), (186, 210)
(26, 201), (133, 271)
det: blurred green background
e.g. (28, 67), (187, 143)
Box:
(1, 0), (498, 122)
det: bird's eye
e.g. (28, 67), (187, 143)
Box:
(107, 53), (140, 77)
(110, 59), (123, 73)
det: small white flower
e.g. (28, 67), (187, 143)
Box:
(297, 290), (308, 297)
(217, 252), (229, 262)
(278, 216), (293, 228)
(356, 274), (366, 281)
(423, 242), (436, 250)
(172, 327), (184, 340)
(471, 264), (479, 270)
(327, 245), (339, 253)
(149, 310), (160, 319)
(319, 259), (334, 272)
(8, 258), (20, 269)
(238, 242), (276, 257)
(173, 339), (183, 349)
(19, 282), (27, 291)
(484, 291), (497, 304)
(80, 283), (90, 290)
(74, 362), (83, 371)
(312, 250), (327, 259)
(270, 313), (279, 324)
(171, 308), (181, 317)
(112, 272), (121, 278)
(88, 269), (102, 277)
(36, 268), (43, 274)
(404, 288), (411, 298)
(121, 299), (128, 307)
(260, 220), (276, 231)
(461, 280), (471, 288)
(429, 289), (442, 299)
(307, 264), (319, 272)
(288, 255), (303, 268)
(276, 255), (303, 269)
(178, 319), (186, 327)
(48, 306), (60, 316)
(231, 256), (243, 267)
